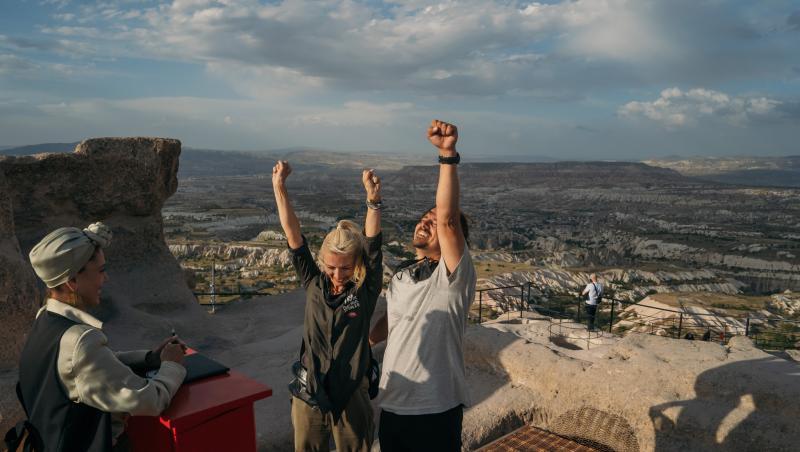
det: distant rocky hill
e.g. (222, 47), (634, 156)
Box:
(389, 161), (693, 189)
(146, 148), (424, 178)
(165, 157), (800, 294)
(0, 142), (79, 155)
(644, 155), (800, 187)
(0, 142), (420, 177)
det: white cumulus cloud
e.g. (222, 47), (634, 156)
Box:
(619, 88), (784, 127)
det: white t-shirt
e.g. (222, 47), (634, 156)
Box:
(379, 249), (477, 415)
(585, 282), (603, 305)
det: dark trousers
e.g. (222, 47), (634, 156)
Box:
(379, 405), (463, 452)
(585, 303), (597, 331)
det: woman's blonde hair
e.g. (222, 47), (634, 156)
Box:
(317, 220), (367, 289)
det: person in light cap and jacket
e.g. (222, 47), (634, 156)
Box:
(16, 222), (187, 452)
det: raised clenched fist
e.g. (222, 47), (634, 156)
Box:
(362, 169), (381, 202)
(427, 119), (458, 153)
(272, 160), (292, 186)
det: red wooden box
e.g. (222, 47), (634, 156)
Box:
(127, 368), (272, 452)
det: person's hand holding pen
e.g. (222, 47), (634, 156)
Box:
(152, 330), (187, 365)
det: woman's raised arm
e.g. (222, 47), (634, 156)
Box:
(272, 161), (303, 249)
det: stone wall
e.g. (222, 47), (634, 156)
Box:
(0, 169), (41, 370)
(463, 323), (800, 451)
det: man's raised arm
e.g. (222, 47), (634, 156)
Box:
(429, 119), (465, 274)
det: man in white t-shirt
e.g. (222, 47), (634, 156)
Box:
(581, 273), (603, 331)
(369, 119), (476, 452)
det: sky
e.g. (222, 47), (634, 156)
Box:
(1, 0), (799, 159)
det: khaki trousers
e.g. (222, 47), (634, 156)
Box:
(291, 378), (374, 452)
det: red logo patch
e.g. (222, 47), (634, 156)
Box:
(347, 311), (358, 318)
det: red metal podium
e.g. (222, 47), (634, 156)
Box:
(127, 368), (272, 452)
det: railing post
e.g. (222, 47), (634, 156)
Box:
(608, 300), (615, 333)
(479, 291), (483, 324)
(745, 317), (750, 337)
(520, 285), (524, 319)
(577, 299), (582, 322)
(210, 260), (216, 314)
(677, 312), (683, 339)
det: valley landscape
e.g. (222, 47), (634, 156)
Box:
(161, 149), (800, 337)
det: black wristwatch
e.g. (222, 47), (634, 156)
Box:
(438, 152), (460, 165)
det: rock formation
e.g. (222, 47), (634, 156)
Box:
(0, 138), (208, 434)
(0, 170), (41, 369)
(768, 290), (800, 317)
(463, 321), (800, 451)
(169, 243), (293, 269)
(483, 268), (745, 310)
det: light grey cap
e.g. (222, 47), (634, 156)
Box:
(29, 222), (112, 288)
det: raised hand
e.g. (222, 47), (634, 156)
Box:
(363, 169), (381, 202)
(272, 159), (303, 249)
(427, 119), (458, 153)
(272, 160), (292, 187)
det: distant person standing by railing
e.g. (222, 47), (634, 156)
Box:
(581, 273), (603, 331)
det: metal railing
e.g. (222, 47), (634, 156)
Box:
(193, 285), (274, 312)
(474, 282), (800, 350)
(473, 283), (533, 323)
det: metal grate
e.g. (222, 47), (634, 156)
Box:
(551, 407), (639, 452)
(478, 424), (603, 452)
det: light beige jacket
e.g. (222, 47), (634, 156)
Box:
(39, 299), (186, 438)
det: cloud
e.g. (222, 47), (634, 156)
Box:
(27, 0), (800, 100)
(40, 0), (72, 9)
(40, 26), (103, 39)
(0, 53), (39, 75)
(204, 62), (325, 99)
(0, 34), (96, 58)
(24, 96), (424, 150)
(3, 0), (799, 157)
(618, 88), (792, 127)
(0, 48), (108, 80)
(788, 11), (800, 31)
(290, 101), (415, 127)
(52, 12), (76, 22)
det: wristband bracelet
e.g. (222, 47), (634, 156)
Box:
(366, 200), (384, 210)
(438, 152), (460, 165)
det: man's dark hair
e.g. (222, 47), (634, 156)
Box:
(421, 207), (470, 245)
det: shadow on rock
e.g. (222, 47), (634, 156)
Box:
(650, 356), (800, 452)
